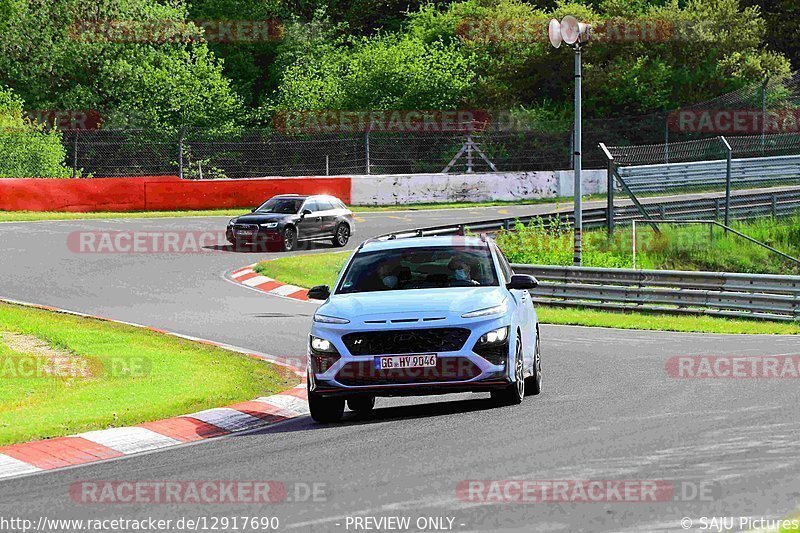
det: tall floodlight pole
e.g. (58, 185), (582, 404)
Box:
(550, 16), (591, 266)
(573, 45), (582, 266)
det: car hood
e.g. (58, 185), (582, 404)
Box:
(320, 286), (507, 320)
(231, 213), (293, 224)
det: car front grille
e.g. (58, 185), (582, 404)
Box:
(233, 224), (258, 232)
(335, 357), (480, 386)
(342, 328), (471, 356)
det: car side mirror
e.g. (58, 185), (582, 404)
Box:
(308, 284), (330, 300)
(250, 208), (256, 213)
(302, 209), (313, 217)
(506, 274), (538, 290)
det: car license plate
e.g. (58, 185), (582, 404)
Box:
(375, 354), (436, 370)
(235, 230), (254, 236)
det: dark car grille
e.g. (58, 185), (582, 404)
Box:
(342, 328), (470, 356)
(335, 357), (480, 386)
(233, 224), (259, 231)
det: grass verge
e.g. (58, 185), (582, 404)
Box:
(0, 196), (601, 222)
(253, 252), (800, 335)
(0, 209), (245, 222)
(0, 302), (295, 446)
(496, 215), (800, 275)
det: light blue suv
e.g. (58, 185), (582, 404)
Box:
(305, 235), (542, 423)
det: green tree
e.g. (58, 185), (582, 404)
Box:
(273, 32), (475, 111)
(0, 86), (71, 178)
(0, 0), (242, 132)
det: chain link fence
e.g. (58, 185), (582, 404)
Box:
(601, 132), (800, 235)
(61, 129), (578, 178)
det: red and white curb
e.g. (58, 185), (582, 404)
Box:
(229, 264), (311, 301)
(0, 297), (308, 481)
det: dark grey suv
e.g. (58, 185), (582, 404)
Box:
(226, 195), (355, 252)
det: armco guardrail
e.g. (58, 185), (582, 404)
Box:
(377, 187), (800, 240)
(512, 264), (800, 322)
(617, 154), (800, 194)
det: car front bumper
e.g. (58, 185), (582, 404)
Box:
(308, 316), (513, 398)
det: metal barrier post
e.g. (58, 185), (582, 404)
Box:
(599, 143), (615, 238)
(365, 131), (371, 175)
(466, 134), (473, 173)
(761, 76), (768, 154)
(72, 131), (78, 178)
(720, 136), (732, 232)
(178, 126), (186, 180)
(632, 220), (637, 269)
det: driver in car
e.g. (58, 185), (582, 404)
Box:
(363, 260), (402, 291)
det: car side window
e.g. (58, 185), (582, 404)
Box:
(304, 200), (319, 212)
(318, 200), (336, 211)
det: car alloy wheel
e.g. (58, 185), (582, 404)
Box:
(333, 224), (350, 247)
(282, 227), (297, 252)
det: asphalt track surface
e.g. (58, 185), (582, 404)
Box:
(0, 204), (799, 533)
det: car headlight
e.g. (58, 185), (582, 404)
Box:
(462, 300), (508, 319)
(260, 222), (279, 229)
(228, 218), (237, 226)
(310, 335), (337, 353)
(313, 313), (350, 324)
(478, 326), (509, 345)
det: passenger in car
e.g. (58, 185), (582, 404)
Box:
(448, 258), (480, 285)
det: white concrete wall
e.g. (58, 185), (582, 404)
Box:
(349, 170), (605, 206)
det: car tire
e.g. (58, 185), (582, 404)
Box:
(282, 226), (297, 252)
(525, 329), (542, 396)
(347, 396), (375, 413)
(490, 331), (525, 406)
(308, 390), (344, 423)
(332, 224), (350, 247)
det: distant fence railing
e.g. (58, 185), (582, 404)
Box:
(512, 264), (800, 322)
(602, 134), (800, 234)
(374, 187), (800, 241)
(617, 153), (800, 195)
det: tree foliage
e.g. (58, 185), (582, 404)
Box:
(0, 0), (792, 132)
(0, 87), (72, 178)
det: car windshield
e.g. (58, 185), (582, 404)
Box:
(255, 198), (304, 214)
(337, 245), (498, 294)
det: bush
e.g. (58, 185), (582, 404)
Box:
(0, 87), (71, 178)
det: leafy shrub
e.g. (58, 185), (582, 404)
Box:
(0, 87), (71, 178)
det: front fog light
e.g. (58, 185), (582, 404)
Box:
(479, 326), (509, 345)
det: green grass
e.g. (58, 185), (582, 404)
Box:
(253, 252), (800, 335)
(536, 306), (800, 335)
(0, 303), (295, 446)
(254, 251), (350, 288)
(495, 215), (800, 275)
(350, 195), (605, 212)
(0, 196), (606, 222)
(0, 209), (245, 222)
